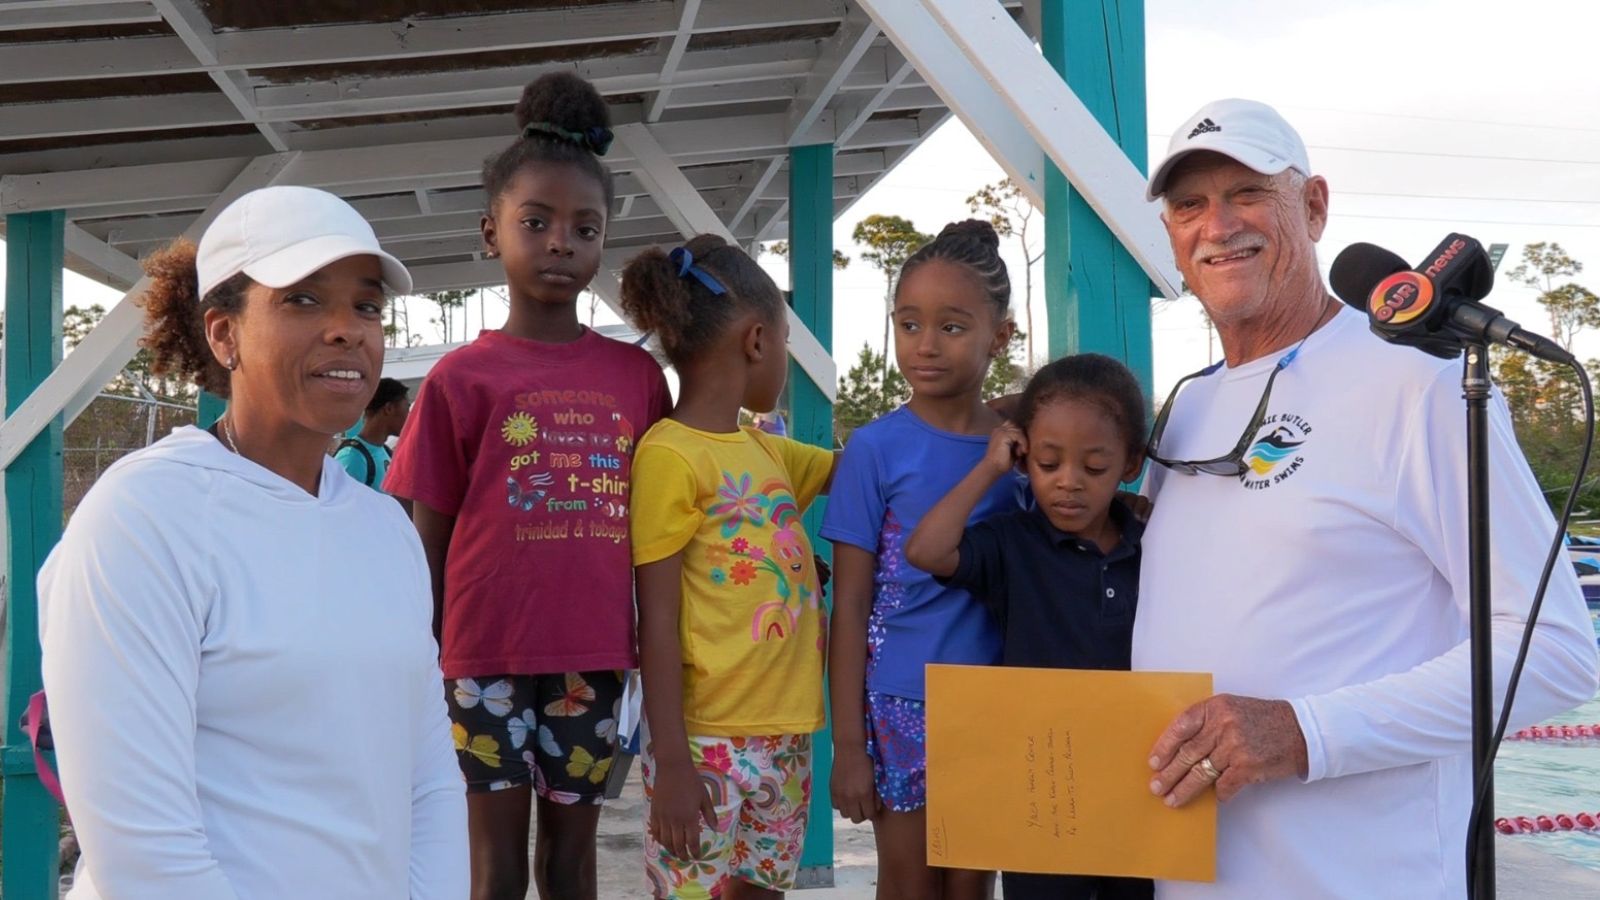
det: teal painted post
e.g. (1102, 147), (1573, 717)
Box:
(1041, 0), (1154, 399)
(788, 142), (835, 884)
(197, 391), (226, 428)
(3, 210), (66, 898)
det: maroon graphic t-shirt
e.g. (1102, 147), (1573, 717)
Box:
(386, 328), (671, 678)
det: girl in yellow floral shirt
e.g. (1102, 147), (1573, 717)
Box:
(623, 235), (836, 899)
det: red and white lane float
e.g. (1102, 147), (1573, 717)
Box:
(1508, 723), (1600, 741)
(1495, 812), (1600, 834)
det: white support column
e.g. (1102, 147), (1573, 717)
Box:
(150, 0), (290, 152)
(647, 0), (702, 122)
(0, 153), (299, 472)
(856, 0), (1046, 207)
(917, 0), (1180, 298)
(612, 123), (835, 401)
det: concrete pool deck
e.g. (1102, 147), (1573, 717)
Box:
(589, 766), (1600, 898)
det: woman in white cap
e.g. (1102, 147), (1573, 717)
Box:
(37, 186), (468, 900)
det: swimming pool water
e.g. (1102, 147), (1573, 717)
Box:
(1493, 615), (1600, 871)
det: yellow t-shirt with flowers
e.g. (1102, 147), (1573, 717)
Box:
(631, 418), (833, 736)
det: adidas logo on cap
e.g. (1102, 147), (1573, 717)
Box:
(1187, 117), (1221, 140)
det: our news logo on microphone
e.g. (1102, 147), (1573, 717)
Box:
(1370, 271), (1433, 324)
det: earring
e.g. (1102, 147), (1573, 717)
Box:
(485, 249), (499, 259)
(224, 356), (237, 371)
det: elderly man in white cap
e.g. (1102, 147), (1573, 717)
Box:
(1133, 99), (1598, 897)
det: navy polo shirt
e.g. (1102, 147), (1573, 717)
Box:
(944, 501), (1143, 670)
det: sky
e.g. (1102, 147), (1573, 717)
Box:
(4, 0), (1599, 401)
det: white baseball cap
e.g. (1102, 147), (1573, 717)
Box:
(196, 185), (412, 298)
(1146, 98), (1311, 201)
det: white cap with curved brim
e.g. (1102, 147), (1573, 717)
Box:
(196, 185), (412, 298)
(1145, 98), (1310, 201)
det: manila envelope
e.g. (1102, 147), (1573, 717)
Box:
(925, 665), (1216, 882)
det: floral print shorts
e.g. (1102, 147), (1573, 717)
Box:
(864, 689), (927, 812)
(445, 670), (624, 803)
(641, 733), (812, 898)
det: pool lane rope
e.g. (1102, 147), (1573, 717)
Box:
(1508, 723), (1600, 741)
(1495, 812), (1600, 834)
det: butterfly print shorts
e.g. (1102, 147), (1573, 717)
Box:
(641, 734), (812, 897)
(445, 670), (625, 802)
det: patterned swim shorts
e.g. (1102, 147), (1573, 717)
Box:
(864, 689), (927, 812)
(642, 733), (812, 898)
(445, 670), (624, 803)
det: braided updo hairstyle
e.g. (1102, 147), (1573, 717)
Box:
(482, 72), (616, 213)
(138, 239), (248, 398)
(895, 218), (1011, 317)
(620, 234), (784, 369)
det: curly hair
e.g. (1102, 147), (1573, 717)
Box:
(895, 218), (1011, 316)
(137, 239), (248, 398)
(619, 234), (784, 368)
(481, 72), (615, 214)
(1017, 353), (1148, 459)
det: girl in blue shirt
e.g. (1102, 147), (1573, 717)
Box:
(822, 220), (1023, 899)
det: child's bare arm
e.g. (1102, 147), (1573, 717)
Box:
(906, 423), (1025, 578)
(828, 544), (880, 823)
(411, 501), (455, 643)
(636, 554), (715, 860)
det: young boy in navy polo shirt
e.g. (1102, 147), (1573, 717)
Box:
(907, 354), (1153, 900)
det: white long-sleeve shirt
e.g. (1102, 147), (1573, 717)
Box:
(1136, 308), (1599, 899)
(39, 426), (467, 900)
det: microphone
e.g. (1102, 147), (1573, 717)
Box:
(1329, 234), (1573, 365)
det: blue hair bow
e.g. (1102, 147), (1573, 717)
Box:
(669, 246), (727, 296)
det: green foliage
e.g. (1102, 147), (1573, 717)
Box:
(1496, 242), (1600, 515)
(1507, 242), (1600, 352)
(426, 289), (473, 343)
(983, 329), (1030, 400)
(766, 241), (851, 270)
(834, 343), (910, 445)
(851, 214), (932, 383)
(967, 178), (1043, 367)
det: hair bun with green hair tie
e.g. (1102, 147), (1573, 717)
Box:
(521, 121), (614, 156)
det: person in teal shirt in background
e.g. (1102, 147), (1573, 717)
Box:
(336, 377), (410, 496)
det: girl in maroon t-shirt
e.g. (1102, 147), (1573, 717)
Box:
(386, 73), (670, 900)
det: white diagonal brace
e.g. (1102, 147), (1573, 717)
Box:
(150, 0), (289, 152)
(785, 10), (881, 144)
(0, 153), (299, 472)
(919, 0), (1180, 298)
(64, 223), (143, 289)
(728, 157), (785, 232)
(856, 0), (1045, 206)
(648, 0), (702, 122)
(612, 124), (835, 400)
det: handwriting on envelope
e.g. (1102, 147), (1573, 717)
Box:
(925, 665), (1216, 882)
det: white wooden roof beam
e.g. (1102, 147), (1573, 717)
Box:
(149, 0), (289, 151)
(249, 41), (822, 122)
(857, 0), (1045, 208)
(647, 0), (703, 122)
(0, 0), (846, 84)
(727, 156), (785, 232)
(613, 121), (835, 400)
(785, 9), (880, 144)
(0, 153), (299, 472)
(918, 0), (1180, 297)
(5, 111), (920, 213)
(0, 1), (160, 31)
(64, 223), (144, 289)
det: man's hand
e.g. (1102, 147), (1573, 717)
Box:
(831, 745), (881, 824)
(1148, 694), (1308, 807)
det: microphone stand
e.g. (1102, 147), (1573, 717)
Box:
(1464, 340), (1495, 897)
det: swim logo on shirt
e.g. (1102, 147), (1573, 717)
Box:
(1240, 412), (1313, 491)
